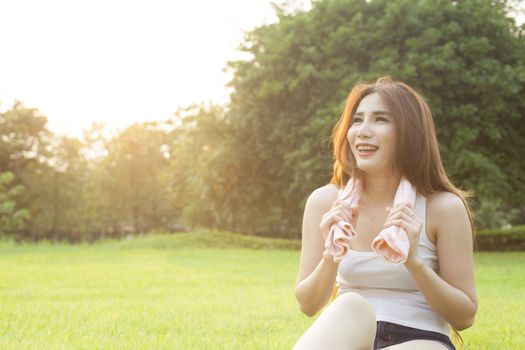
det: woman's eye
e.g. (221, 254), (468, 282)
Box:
(351, 117), (388, 124)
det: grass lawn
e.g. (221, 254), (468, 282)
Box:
(0, 230), (523, 349)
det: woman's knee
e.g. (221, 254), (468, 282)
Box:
(330, 293), (376, 346)
(293, 292), (377, 350)
(328, 292), (376, 322)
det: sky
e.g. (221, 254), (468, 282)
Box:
(0, 0), (311, 138)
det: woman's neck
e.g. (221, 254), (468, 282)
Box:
(360, 174), (401, 206)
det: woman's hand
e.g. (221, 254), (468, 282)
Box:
(319, 199), (359, 242)
(382, 203), (423, 266)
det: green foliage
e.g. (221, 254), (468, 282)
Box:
(477, 224), (525, 235)
(0, 171), (30, 235)
(473, 196), (522, 231)
(101, 122), (172, 235)
(0, 101), (52, 237)
(0, 101), (177, 242)
(1, 0), (524, 241)
(164, 104), (246, 232)
(219, 0), (525, 234)
(475, 225), (525, 251)
(0, 101), (52, 173)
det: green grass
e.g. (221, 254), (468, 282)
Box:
(0, 230), (523, 349)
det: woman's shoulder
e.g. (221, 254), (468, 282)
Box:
(426, 191), (465, 213)
(426, 191), (468, 243)
(306, 183), (339, 212)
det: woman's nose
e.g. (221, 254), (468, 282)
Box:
(356, 120), (373, 138)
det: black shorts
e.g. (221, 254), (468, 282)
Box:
(374, 321), (456, 350)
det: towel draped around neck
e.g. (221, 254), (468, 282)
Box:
(324, 176), (417, 264)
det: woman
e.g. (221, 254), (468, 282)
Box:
(293, 77), (477, 350)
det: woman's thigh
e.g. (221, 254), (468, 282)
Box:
(293, 292), (376, 350)
(382, 339), (450, 350)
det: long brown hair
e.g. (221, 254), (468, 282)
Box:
(327, 76), (477, 348)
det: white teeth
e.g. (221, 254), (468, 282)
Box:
(357, 146), (378, 151)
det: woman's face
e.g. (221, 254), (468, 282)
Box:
(347, 92), (397, 175)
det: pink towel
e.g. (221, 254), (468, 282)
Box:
(324, 176), (416, 264)
(371, 178), (416, 264)
(323, 179), (363, 262)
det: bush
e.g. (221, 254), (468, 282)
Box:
(475, 225), (525, 251)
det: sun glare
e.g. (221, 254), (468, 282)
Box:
(0, 0), (311, 138)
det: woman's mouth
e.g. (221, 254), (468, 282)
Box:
(356, 145), (379, 157)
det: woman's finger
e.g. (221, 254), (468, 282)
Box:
(385, 204), (415, 218)
(331, 199), (343, 209)
(342, 207), (353, 222)
(385, 210), (416, 223)
(323, 213), (344, 225)
(332, 201), (355, 222)
(382, 219), (418, 234)
(320, 214), (345, 240)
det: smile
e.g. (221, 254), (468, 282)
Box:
(358, 150), (376, 157)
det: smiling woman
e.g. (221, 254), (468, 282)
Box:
(293, 76), (477, 350)
(348, 93), (397, 177)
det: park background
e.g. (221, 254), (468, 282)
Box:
(1, 0), (524, 349)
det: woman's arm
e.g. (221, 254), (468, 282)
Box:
(405, 192), (478, 330)
(294, 185), (340, 317)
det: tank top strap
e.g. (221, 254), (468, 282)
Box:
(415, 191), (436, 249)
(337, 186), (344, 199)
(415, 191), (425, 226)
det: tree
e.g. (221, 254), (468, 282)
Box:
(220, 0), (525, 233)
(0, 171), (30, 236)
(104, 122), (172, 234)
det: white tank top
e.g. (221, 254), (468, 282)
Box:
(335, 190), (450, 336)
